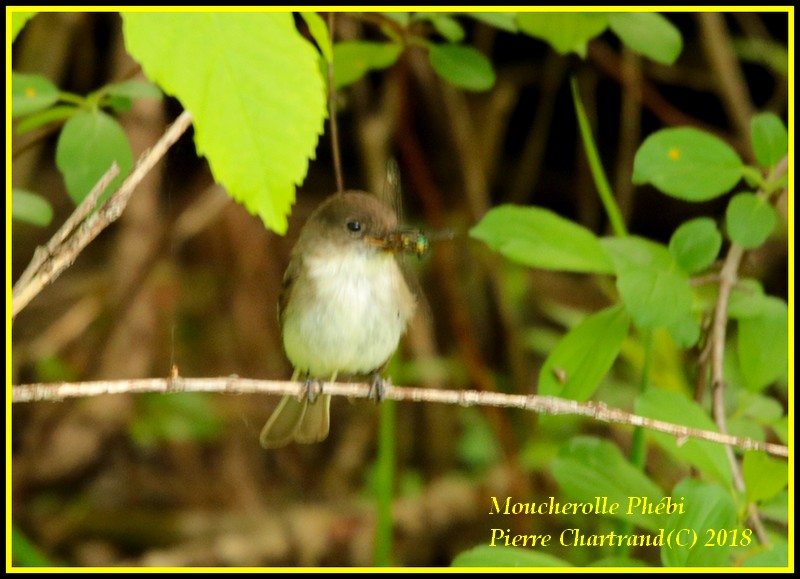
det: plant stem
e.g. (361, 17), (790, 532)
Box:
(570, 76), (628, 238)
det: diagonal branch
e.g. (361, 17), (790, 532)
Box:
(11, 110), (194, 319)
(11, 377), (789, 458)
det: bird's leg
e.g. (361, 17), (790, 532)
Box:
(304, 371), (337, 405)
(368, 374), (391, 403)
(303, 378), (322, 404)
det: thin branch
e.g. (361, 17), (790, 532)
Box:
(11, 377), (788, 458)
(705, 154), (789, 544)
(327, 12), (344, 194)
(13, 162), (120, 294)
(11, 110), (193, 319)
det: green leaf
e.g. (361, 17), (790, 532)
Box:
(332, 41), (403, 89)
(517, 12), (608, 57)
(470, 205), (614, 273)
(466, 12), (518, 33)
(633, 128), (744, 201)
(539, 305), (630, 401)
(12, 188), (53, 227)
(55, 109), (133, 205)
(382, 12), (410, 26)
(428, 43), (495, 91)
(727, 278), (766, 319)
(743, 539), (789, 568)
(736, 392), (783, 425)
(12, 525), (57, 567)
(750, 112), (787, 168)
(742, 452), (788, 504)
(589, 557), (648, 567)
(11, 12), (37, 42)
(661, 479), (737, 567)
(12, 72), (60, 119)
(737, 296), (788, 391)
(414, 13), (465, 42)
(103, 79), (163, 101)
(608, 13), (682, 65)
(457, 408), (502, 470)
(725, 192), (777, 249)
(668, 217), (722, 274)
(434, 15), (465, 42)
(635, 390), (732, 486)
(16, 104), (77, 134)
(300, 12), (332, 62)
(552, 436), (666, 532)
(122, 13), (326, 235)
(452, 545), (571, 567)
(601, 237), (693, 331)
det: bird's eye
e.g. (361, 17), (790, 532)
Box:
(346, 220), (362, 233)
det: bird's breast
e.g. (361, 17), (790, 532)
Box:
(281, 249), (416, 377)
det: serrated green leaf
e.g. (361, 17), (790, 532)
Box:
(661, 479), (737, 567)
(12, 72), (60, 119)
(300, 12), (332, 62)
(742, 452), (788, 504)
(608, 13), (682, 65)
(16, 104), (77, 134)
(737, 296), (788, 391)
(636, 390), (732, 486)
(332, 41), (403, 89)
(12, 189), (53, 227)
(517, 12), (608, 57)
(539, 305), (630, 401)
(11, 12), (37, 42)
(470, 205), (614, 273)
(633, 128), (743, 201)
(122, 13), (326, 234)
(55, 110), (133, 205)
(428, 43), (495, 91)
(452, 545), (571, 567)
(553, 436), (666, 532)
(750, 112), (787, 168)
(104, 79), (163, 101)
(466, 12), (518, 33)
(602, 237), (693, 331)
(725, 192), (777, 248)
(668, 217), (722, 274)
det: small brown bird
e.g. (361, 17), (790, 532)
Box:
(259, 192), (417, 448)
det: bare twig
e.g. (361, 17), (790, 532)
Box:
(13, 163), (120, 294)
(11, 110), (193, 319)
(705, 154), (789, 544)
(327, 12), (344, 194)
(11, 377), (789, 458)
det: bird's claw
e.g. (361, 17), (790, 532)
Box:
(303, 378), (324, 404)
(368, 375), (391, 403)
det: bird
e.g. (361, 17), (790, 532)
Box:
(259, 191), (417, 448)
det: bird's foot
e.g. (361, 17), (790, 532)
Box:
(368, 374), (391, 403)
(303, 378), (324, 404)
